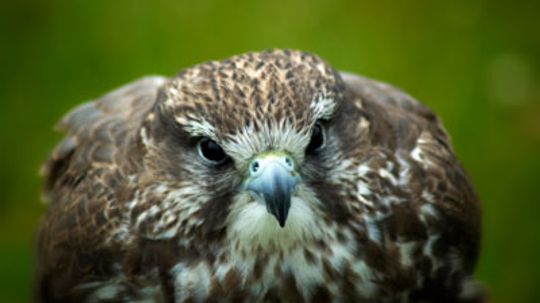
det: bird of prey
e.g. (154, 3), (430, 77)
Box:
(36, 49), (483, 303)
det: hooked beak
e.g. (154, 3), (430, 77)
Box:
(243, 152), (300, 227)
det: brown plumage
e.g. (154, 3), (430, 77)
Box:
(36, 49), (484, 302)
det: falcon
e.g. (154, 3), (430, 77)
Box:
(36, 49), (484, 302)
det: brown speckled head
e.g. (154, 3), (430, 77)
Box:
(151, 49), (345, 164)
(168, 50), (343, 134)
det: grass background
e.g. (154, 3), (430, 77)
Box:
(1, 0), (539, 302)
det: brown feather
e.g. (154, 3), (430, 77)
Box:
(36, 50), (483, 302)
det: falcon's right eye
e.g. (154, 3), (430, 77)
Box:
(197, 138), (229, 165)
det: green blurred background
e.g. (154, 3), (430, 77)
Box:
(1, 0), (539, 302)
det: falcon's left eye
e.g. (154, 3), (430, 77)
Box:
(306, 122), (326, 153)
(197, 138), (229, 165)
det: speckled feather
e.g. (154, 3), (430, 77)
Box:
(36, 50), (484, 303)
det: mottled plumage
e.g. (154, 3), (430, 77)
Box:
(36, 49), (483, 303)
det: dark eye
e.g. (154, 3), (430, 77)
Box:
(306, 122), (325, 153)
(197, 138), (228, 164)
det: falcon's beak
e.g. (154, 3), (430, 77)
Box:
(244, 152), (300, 228)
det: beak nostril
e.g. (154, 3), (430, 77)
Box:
(251, 161), (260, 174)
(284, 157), (293, 168)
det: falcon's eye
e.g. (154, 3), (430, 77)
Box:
(197, 138), (228, 165)
(306, 122), (325, 153)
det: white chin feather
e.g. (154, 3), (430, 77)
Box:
(226, 188), (322, 251)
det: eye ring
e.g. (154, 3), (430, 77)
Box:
(197, 138), (229, 165)
(306, 122), (326, 153)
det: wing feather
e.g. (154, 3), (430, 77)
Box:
(42, 76), (166, 203)
(341, 71), (482, 300)
(36, 76), (167, 302)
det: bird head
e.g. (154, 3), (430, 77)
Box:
(140, 49), (354, 250)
